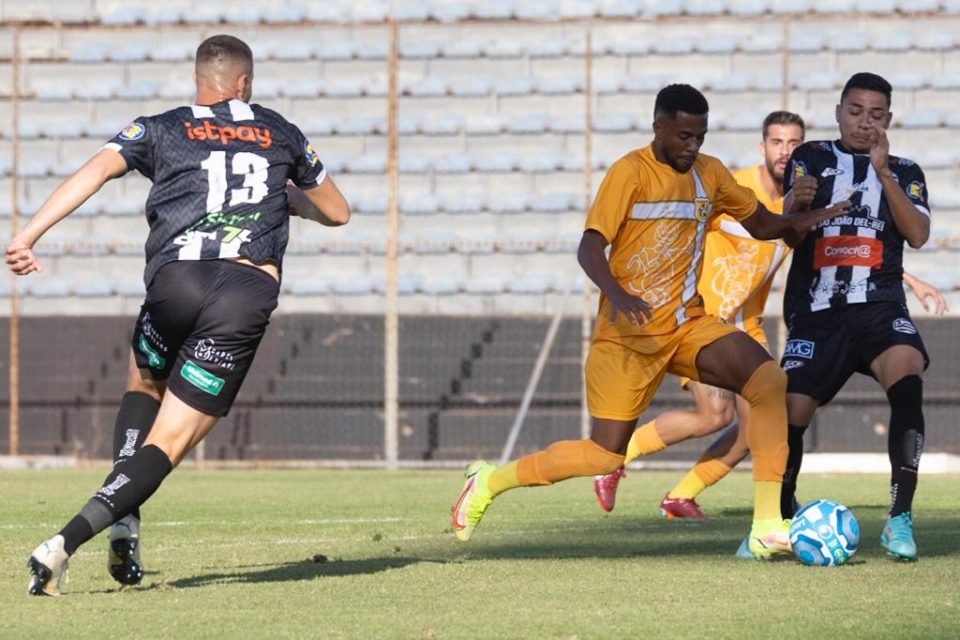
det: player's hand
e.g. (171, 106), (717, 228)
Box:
(787, 200), (852, 232)
(907, 277), (948, 316)
(791, 175), (818, 211)
(5, 238), (42, 276)
(606, 287), (653, 326)
(867, 126), (890, 174)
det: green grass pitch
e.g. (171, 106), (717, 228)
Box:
(2, 468), (959, 639)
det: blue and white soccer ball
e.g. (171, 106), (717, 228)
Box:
(789, 499), (859, 567)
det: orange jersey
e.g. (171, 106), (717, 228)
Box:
(699, 164), (791, 328)
(585, 145), (758, 340)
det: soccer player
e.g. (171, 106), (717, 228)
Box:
(593, 111), (807, 519)
(592, 114), (947, 526)
(778, 72), (933, 561)
(451, 85), (850, 558)
(10, 35), (350, 596)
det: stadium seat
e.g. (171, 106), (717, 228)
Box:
(697, 35), (741, 55)
(399, 155), (434, 174)
(855, 0), (896, 13)
(653, 38), (696, 55)
(914, 31), (956, 52)
(488, 192), (532, 214)
(495, 76), (537, 97)
(872, 32), (913, 52)
(506, 113), (551, 134)
(741, 32), (782, 53)
(539, 76), (583, 95)
(484, 39), (526, 58)
(442, 192), (488, 214)
(730, 0), (769, 15)
(507, 273), (558, 295)
(435, 154), (475, 174)
(768, 0), (814, 14)
(600, 0), (645, 18)
(463, 115), (503, 136)
(431, 3), (471, 21)
(592, 113), (637, 133)
(400, 193), (443, 215)
(528, 36), (573, 58)
(419, 274), (463, 294)
(420, 114), (465, 135)
(448, 76), (492, 97)
(518, 153), (566, 173)
(897, 109), (943, 129)
(474, 153), (519, 173)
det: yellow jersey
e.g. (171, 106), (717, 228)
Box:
(585, 145), (758, 340)
(699, 164), (791, 328)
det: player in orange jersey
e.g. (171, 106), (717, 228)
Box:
(451, 85), (851, 558)
(593, 112), (946, 528)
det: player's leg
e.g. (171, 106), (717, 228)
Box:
(781, 393), (818, 519)
(686, 324), (791, 558)
(452, 339), (664, 541)
(28, 261), (279, 595)
(594, 379), (734, 512)
(662, 321), (772, 517)
(662, 393), (750, 518)
(870, 337), (927, 561)
(107, 352), (166, 586)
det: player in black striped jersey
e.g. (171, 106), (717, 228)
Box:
(10, 35), (351, 596)
(780, 73), (931, 561)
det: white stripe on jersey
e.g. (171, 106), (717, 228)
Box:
(848, 160), (883, 304)
(631, 201), (697, 220)
(811, 146), (855, 311)
(676, 168), (709, 325)
(101, 142), (122, 153)
(191, 105), (215, 118)
(228, 99), (255, 121)
(314, 167), (328, 185)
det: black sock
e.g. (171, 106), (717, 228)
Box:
(111, 392), (161, 521)
(887, 375), (924, 517)
(59, 445), (173, 555)
(781, 424), (808, 519)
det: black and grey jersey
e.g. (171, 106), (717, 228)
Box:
(782, 140), (930, 321)
(103, 99), (327, 286)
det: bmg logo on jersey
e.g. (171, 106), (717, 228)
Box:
(784, 339), (815, 359)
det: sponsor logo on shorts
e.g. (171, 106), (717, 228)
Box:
(784, 339), (815, 359)
(194, 338), (236, 370)
(183, 120), (272, 149)
(782, 360), (805, 371)
(304, 139), (320, 166)
(814, 236), (883, 269)
(821, 167), (844, 177)
(119, 121), (146, 141)
(181, 360), (225, 396)
(138, 334), (166, 370)
(893, 318), (917, 335)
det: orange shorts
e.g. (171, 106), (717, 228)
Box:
(678, 317), (770, 389)
(586, 315), (739, 421)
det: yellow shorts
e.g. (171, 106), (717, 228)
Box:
(678, 317), (770, 389)
(586, 315), (739, 421)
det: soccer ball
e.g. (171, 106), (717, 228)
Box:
(789, 499), (859, 567)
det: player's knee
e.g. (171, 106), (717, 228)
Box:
(575, 440), (625, 475)
(741, 360), (787, 406)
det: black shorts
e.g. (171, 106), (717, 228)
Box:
(132, 260), (279, 416)
(780, 301), (929, 405)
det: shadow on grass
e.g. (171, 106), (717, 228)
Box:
(457, 507), (960, 561)
(156, 555), (428, 589)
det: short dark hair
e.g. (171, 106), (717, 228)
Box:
(841, 72), (892, 106)
(196, 34), (254, 75)
(762, 111), (806, 139)
(654, 84), (709, 119)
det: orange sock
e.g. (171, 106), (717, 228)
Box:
(668, 458), (731, 500)
(516, 439), (624, 487)
(624, 420), (666, 464)
(740, 360), (788, 482)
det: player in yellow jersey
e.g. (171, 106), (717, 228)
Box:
(592, 112), (947, 533)
(450, 85), (851, 559)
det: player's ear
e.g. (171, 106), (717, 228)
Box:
(834, 104), (841, 124)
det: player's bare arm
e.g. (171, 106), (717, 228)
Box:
(740, 199), (852, 247)
(903, 272), (949, 315)
(286, 178), (351, 226)
(577, 229), (653, 325)
(869, 126), (930, 249)
(6, 148), (127, 276)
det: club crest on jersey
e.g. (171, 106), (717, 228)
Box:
(907, 181), (924, 200)
(892, 318), (917, 335)
(821, 167), (844, 177)
(793, 161), (808, 179)
(693, 197), (713, 222)
(119, 121), (146, 141)
(304, 140), (320, 166)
